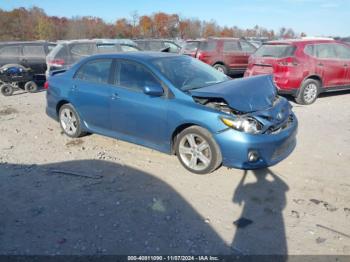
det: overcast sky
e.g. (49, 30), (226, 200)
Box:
(1, 0), (349, 36)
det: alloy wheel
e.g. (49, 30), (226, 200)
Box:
(303, 83), (318, 103)
(60, 108), (78, 136)
(178, 133), (212, 172)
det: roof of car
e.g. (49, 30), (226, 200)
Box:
(0, 40), (55, 45)
(86, 51), (181, 61)
(266, 38), (336, 45)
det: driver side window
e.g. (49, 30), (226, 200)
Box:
(115, 60), (161, 92)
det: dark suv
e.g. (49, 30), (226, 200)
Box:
(134, 39), (181, 53)
(46, 39), (140, 77)
(0, 41), (56, 78)
(181, 38), (257, 75)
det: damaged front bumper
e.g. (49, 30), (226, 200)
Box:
(214, 113), (298, 169)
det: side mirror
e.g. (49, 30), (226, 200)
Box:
(143, 84), (164, 97)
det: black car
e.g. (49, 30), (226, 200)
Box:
(46, 39), (140, 77)
(134, 39), (181, 53)
(0, 41), (56, 78)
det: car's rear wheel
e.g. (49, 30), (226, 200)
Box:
(59, 104), (84, 138)
(213, 64), (228, 75)
(0, 84), (14, 96)
(175, 126), (222, 174)
(295, 79), (320, 105)
(24, 81), (38, 93)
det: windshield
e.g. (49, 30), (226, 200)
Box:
(151, 56), (230, 91)
(254, 44), (296, 58)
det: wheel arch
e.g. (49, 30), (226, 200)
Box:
(56, 100), (70, 117)
(171, 123), (197, 154)
(303, 74), (323, 87)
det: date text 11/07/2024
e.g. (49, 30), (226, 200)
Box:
(127, 256), (220, 261)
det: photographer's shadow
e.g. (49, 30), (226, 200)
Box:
(231, 169), (289, 255)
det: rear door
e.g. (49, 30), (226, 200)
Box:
(72, 58), (114, 131)
(314, 44), (347, 87)
(22, 44), (47, 75)
(0, 45), (21, 67)
(222, 40), (246, 71)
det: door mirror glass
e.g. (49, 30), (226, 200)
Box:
(143, 84), (164, 96)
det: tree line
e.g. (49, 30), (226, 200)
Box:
(0, 7), (303, 41)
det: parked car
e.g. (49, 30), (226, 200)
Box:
(244, 39), (350, 104)
(46, 39), (140, 77)
(46, 52), (297, 174)
(181, 38), (257, 75)
(134, 39), (181, 53)
(0, 41), (56, 80)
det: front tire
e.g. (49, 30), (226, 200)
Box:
(58, 104), (84, 138)
(295, 79), (320, 105)
(175, 126), (222, 175)
(1, 84), (14, 96)
(213, 64), (228, 75)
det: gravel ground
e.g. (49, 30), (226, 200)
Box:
(0, 89), (349, 255)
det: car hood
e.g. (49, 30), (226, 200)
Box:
(189, 75), (277, 113)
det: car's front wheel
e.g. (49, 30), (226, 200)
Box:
(59, 104), (84, 138)
(175, 126), (222, 174)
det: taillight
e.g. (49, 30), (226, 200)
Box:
(196, 52), (202, 60)
(44, 81), (49, 89)
(278, 57), (298, 67)
(48, 59), (65, 67)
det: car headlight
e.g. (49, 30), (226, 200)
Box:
(221, 116), (262, 134)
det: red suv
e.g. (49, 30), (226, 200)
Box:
(181, 38), (257, 75)
(244, 39), (350, 104)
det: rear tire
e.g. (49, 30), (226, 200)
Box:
(295, 79), (320, 105)
(213, 64), (228, 75)
(175, 126), (222, 175)
(0, 84), (14, 96)
(24, 81), (38, 93)
(58, 104), (84, 138)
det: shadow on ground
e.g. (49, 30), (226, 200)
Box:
(232, 169), (288, 256)
(0, 160), (231, 255)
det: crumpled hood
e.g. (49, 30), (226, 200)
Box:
(189, 75), (277, 113)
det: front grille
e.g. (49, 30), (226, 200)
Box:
(266, 114), (294, 135)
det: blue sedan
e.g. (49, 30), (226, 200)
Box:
(46, 52), (297, 174)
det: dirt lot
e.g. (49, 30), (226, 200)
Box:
(0, 89), (349, 255)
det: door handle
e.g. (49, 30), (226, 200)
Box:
(111, 93), (119, 100)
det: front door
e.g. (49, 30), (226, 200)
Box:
(334, 43), (350, 86)
(314, 43), (348, 87)
(110, 59), (168, 147)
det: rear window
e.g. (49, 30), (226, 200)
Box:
(23, 45), (46, 57)
(48, 44), (68, 60)
(183, 42), (200, 52)
(254, 44), (296, 58)
(70, 43), (93, 57)
(223, 41), (240, 52)
(0, 45), (21, 57)
(199, 41), (217, 51)
(149, 41), (164, 51)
